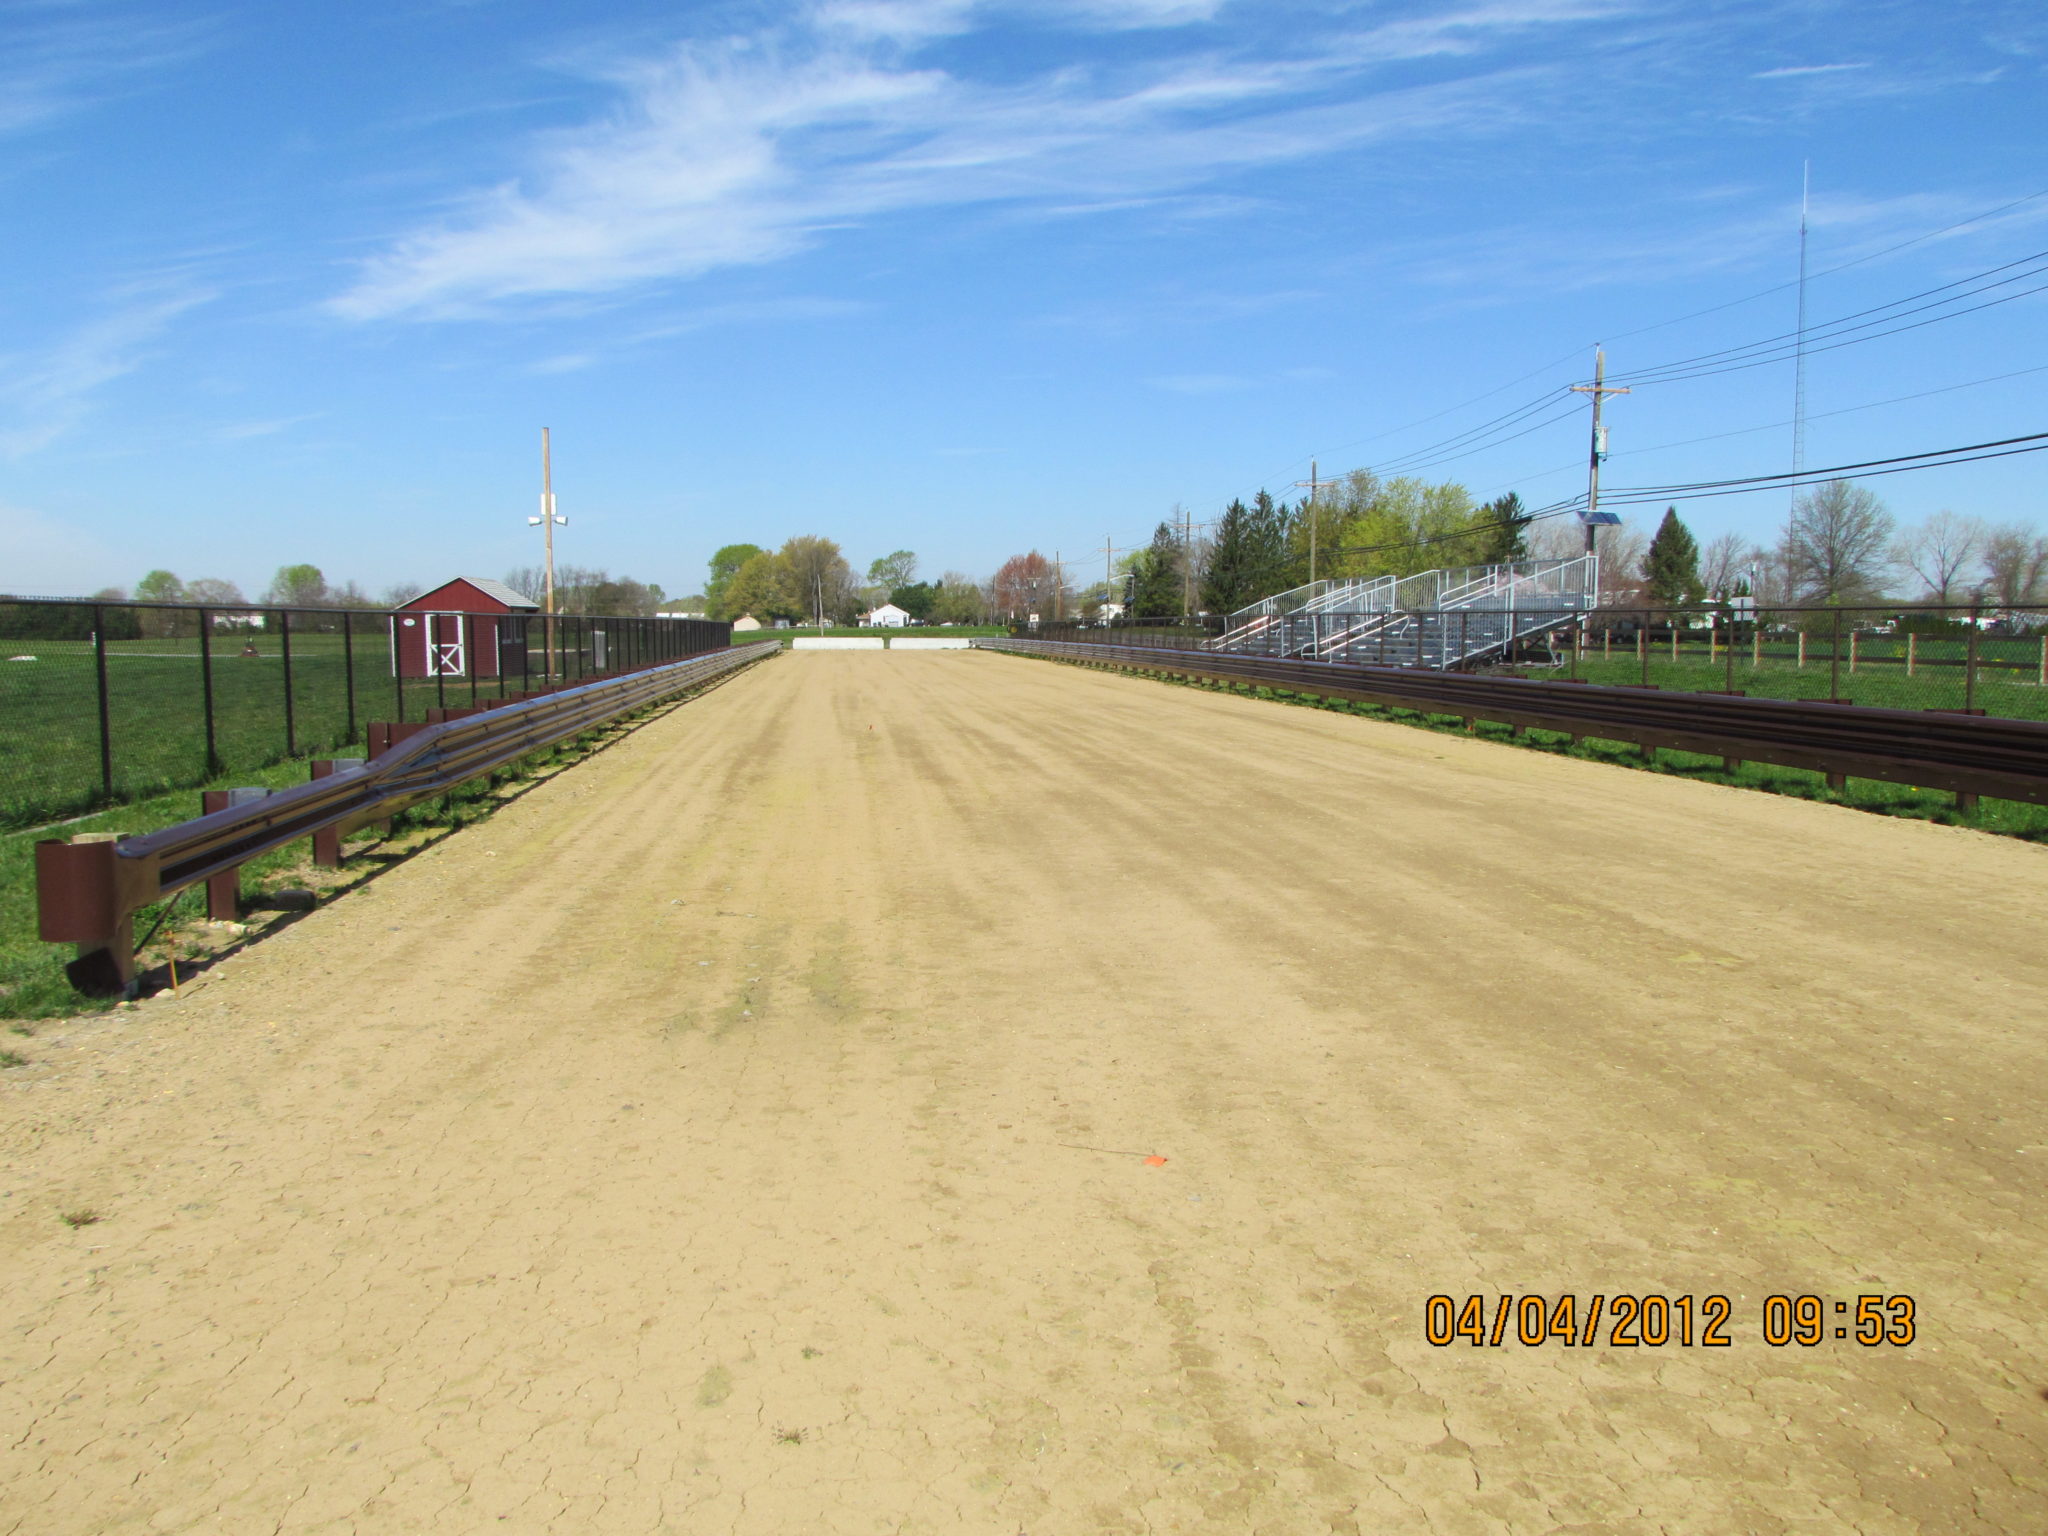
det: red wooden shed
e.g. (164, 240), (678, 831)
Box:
(389, 577), (539, 679)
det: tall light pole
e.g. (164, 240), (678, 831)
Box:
(528, 427), (568, 677)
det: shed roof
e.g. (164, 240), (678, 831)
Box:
(399, 577), (540, 612)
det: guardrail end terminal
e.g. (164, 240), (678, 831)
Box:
(35, 837), (139, 997)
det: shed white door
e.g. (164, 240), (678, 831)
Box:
(425, 613), (466, 676)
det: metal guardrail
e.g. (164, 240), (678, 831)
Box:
(37, 642), (780, 994)
(975, 637), (2048, 808)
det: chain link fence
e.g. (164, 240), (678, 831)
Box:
(0, 597), (730, 831)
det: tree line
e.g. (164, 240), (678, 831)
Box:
(87, 563), (680, 617)
(1005, 471), (2048, 624)
(701, 538), (993, 626)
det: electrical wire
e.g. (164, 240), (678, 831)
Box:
(1598, 185), (2048, 347)
(1472, 361), (2048, 496)
(1608, 256), (2048, 386)
(1324, 431), (2048, 560)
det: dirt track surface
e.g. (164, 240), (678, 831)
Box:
(3, 649), (2046, 1534)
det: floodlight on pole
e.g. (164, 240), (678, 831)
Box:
(533, 428), (568, 678)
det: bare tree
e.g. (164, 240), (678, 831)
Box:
(1698, 531), (1749, 599)
(1783, 479), (1894, 604)
(1526, 516), (1573, 562)
(1892, 510), (1985, 603)
(1745, 543), (1795, 609)
(1978, 525), (2048, 614)
(186, 577), (246, 606)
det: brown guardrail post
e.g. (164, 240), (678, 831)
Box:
(201, 787), (269, 918)
(310, 759), (364, 867)
(200, 791), (235, 916)
(36, 836), (136, 996)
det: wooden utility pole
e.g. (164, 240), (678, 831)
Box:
(1054, 550), (1062, 622)
(1569, 350), (1630, 557)
(1291, 459), (1330, 584)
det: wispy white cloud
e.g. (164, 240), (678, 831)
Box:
(817, 0), (1227, 43)
(1393, 184), (2048, 309)
(0, 289), (213, 456)
(213, 413), (325, 441)
(1752, 62), (1870, 80)
(0, 2), (210, 136)
(331, 3), (1627, 321)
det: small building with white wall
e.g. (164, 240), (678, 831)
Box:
(860, 602), (912, 628)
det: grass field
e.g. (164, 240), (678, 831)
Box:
(0, 634), (693, 831)
(1563, 631), (2048, 718)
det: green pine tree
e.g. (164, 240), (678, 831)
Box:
(1643, 507), (1704, 606)
(1130, 521), (1185, 618)
(1477, 492), (1532, 564)
(1200, 499), (1254, 614)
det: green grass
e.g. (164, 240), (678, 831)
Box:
(1564, 637), (2048, 719)
(0, 633), (710, 831)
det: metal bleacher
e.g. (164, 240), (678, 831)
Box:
(1209, 557), (1599, 670)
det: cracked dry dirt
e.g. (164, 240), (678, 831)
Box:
(3, 649), (2046, 1534)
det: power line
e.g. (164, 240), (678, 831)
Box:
(1472, 361), (2048, 496)
(1324, 429), (2048, 560)
(1598, 184), (2048, 348)
(1608, 249), (2048, 385)
(1600, 429), (2048, 504)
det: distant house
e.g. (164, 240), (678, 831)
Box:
(860, 602), (912, 628)
(390, 577), (539, 680)
(731, 614), (763, 632)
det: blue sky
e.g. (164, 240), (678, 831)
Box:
(2, 0), (2044, 599)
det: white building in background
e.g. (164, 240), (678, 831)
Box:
(860, 602), (911, 628)
(731, 614), (763, 632)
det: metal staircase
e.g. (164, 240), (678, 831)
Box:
(1209, 557), (1598, 670)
